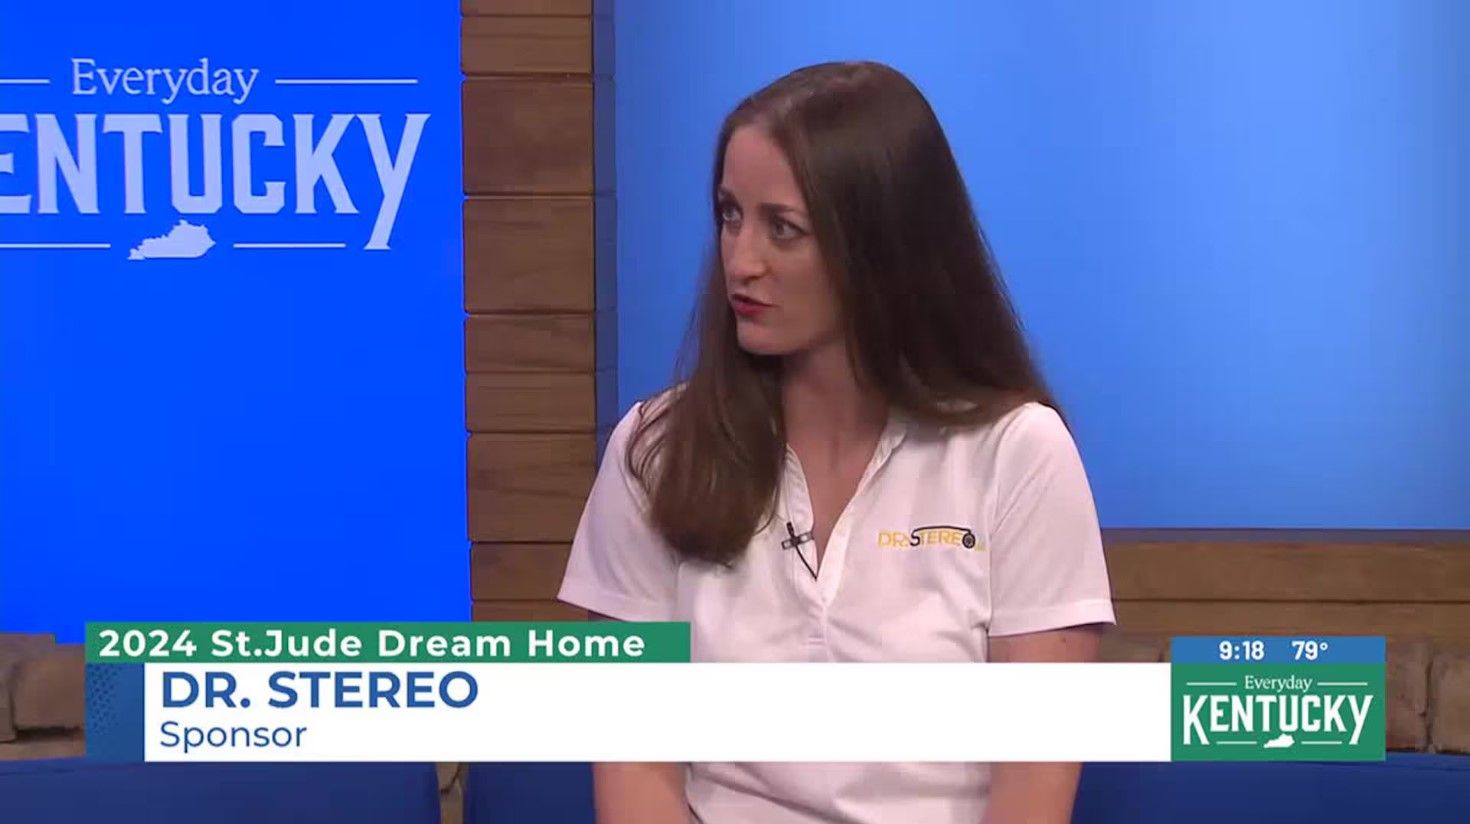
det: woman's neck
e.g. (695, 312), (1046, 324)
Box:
(780, 342), (887, 459)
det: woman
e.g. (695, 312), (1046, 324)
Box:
(558, 61), (1115, 824)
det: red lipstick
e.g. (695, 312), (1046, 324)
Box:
(730, 295), (769, 319)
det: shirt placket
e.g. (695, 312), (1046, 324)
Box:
(780, 419), (906, 662)
(816, 425), (902, 607)
(780, 449), (828, 660)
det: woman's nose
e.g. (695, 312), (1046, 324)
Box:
(723, 224), (767, 281)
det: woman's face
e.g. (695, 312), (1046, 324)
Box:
(718, 126), (843, 358)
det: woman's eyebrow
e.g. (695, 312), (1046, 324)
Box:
(757, 202), (808, 222)
(718, 188), (806, 216)
(718, 187), (809, 225)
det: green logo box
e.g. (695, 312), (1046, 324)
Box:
(1172, 663), (1385, 761)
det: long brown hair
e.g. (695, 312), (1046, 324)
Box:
(627, 61), (1058, 566)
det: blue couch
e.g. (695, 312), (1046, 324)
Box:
(0, 760), (440, 824)
(465, 755), (1470, 823)
(1073, 756), (1469, 822)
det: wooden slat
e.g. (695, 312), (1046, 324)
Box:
(465, 314), (594, 373)
(464, 198), (593, 312)
(464, 79), (593, 194)
(467, 372), (594, 432)
(1114, 601), (1470, 641)
(468, 433), (595, 542)
(472, 543), (572, 600)
(1106, 541), (1470, 602)
(474, 599), (587, 622)
(463, 16), (591, 75)
(463, 0), (588, 15)
(1104, 528), (1470, 544)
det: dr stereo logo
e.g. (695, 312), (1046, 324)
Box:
(877, 525), (979, 550)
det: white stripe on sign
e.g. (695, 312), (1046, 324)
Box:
(0, 242), (110, 249)
(274, 79), (418, 86)
(233, 243), (347, 249)
(142, 663), (1172, 763)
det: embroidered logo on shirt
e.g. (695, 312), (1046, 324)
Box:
(877, 525), (979, 550)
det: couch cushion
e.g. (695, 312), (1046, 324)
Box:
(1074, 754), (1470, 824)
(466, 762), (594, 824)
(464, 756), (1470, 824)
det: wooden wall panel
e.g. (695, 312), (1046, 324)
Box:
(468, 434), (595, 543)
(1115, 601), (1470, 642)
(466, 373), (594, 433)
(472, 543), (572, 599)
(465, 314), (594, 373)
(463, 0), (602, 622)
(463, 79), (593, 194)
(1106, 531), (1470, 644)
(1107, 540), (1470, 603)
(464, 197), (593, 313)
(462, 16), (591, 75)
(474, 600), (587, 622)
(463, 0), (589, 16)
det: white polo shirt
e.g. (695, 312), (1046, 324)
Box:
(558, 398), (1116, 824)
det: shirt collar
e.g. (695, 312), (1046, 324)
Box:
(780, 406), (910, 468)
(873, 406), (910, 465)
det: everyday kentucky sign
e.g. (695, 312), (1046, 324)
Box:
(1171, 637), (1385, 762)
(0, 0), (465, 639)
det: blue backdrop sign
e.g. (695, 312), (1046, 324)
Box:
(0, 1), (466, 638)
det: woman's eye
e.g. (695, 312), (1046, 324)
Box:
(771, 219), (803, 240)
(718, 202), (741, 225)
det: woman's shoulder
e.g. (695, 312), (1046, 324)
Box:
(933, 400), (1076, 465)
(606, 384), (685, 457)
(991, 400), (1068, 442)
(613, 384), (682, 426)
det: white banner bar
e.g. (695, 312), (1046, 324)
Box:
(144, 663), (1172, 762)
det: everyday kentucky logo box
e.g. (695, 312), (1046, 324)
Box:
(1170, 637), (1386, 761)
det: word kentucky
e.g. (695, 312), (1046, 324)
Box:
(0, 113), (425, 250)
(1182, 693), (1374, 746)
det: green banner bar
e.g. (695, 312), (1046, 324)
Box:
(85, 622), (690, 663)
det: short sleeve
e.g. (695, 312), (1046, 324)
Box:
(557, 402), (680, 622)
(986, 404), (1116, 638)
